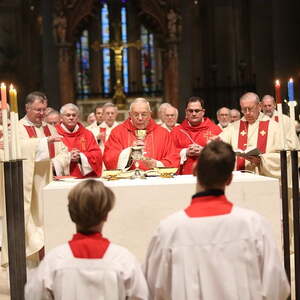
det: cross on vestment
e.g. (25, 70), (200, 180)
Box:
(203, 130), (214, 142)
(92, 40), (141, 109)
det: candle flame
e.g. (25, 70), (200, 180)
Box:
(275, 79), (280, 86)
(9, 84), (14, 90)
(289, 78), (293, 83)
(1, 82), (6, 88)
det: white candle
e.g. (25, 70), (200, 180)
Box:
(2, 108), (9, 161)
(9, 111), (16, 160)
(14, 112), (21, 159)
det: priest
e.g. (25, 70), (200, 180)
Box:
(220, 92), (282, 178)
(56, 103), (102, 178)
(103, 98), (179, 170)
(171, 96), (222, 174)
(261, 94), (299, 149)
(17, 91), (70, 266)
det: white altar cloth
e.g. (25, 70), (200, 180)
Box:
(42, 172), (282, 262)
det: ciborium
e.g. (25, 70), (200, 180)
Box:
(131, 130), (147, 179)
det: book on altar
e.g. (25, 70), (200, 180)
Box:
(235, 146), (261, 157)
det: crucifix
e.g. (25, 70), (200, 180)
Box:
(92, 39), (141, 109)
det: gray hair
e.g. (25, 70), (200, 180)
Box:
(217, 107), (231, 116)
(46, 109), (60, 117)
(25, 91), (48, 105)
(230, 109), (241, 118)
(60, 103), (80, 115)
(103, 102), (118, 112)
(240, 92), (260, 104)
(129, 98), (151, 112)
(261, 95), (275, 104)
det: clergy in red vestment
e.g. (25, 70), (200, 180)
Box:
(103, 98), (179, 170)
(56, 103), (102, 178)
(171, 96), (222, 174)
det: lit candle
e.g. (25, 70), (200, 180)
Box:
(288, 78), (294, 101)
(1, 83), (7, 109)
(9, 85), (17, 113)
(1, 83), (9, 161)
(275, 80), (282, 104)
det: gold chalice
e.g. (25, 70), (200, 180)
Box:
(131, 130), (147, 179)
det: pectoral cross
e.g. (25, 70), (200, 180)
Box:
(92, 39), (141, 109)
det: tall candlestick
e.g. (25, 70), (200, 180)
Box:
(288, 78), (294, 101)
(277, 103), (287, 149)
(1, 108), (9, 161)
(275, 80), (282, 104)
(1, 83), (7, 109)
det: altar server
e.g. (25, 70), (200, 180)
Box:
(144, 140), (290, 300)
(25, 180), (149, 300)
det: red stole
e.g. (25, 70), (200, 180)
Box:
(99, 127), (106, 144)
(237, 120), (269, 170)
(185, 194), (233, 217)
(24, 125), (55, 158)
(68, 232), (110, 259)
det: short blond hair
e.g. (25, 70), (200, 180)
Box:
(68, 180), (115, 231)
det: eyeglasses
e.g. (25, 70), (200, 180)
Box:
(186, 109), (203, 113)
(241, 105), (258, 114)
(131, 113), (149, 119)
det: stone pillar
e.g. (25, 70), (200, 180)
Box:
(164, 9), (181, 109)
(178, 2), (194, 119)
(57, 46), (74, 104)
(41, 0), (60, 109)
(89, 16), (102, 95)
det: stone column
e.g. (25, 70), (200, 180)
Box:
(164, 9), (181, 109)
(41, 0), (60, 108)
(57, 45), (74, 104)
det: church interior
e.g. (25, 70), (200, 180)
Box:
(1, 0), (300, 299)
(1, 0), (299, 120)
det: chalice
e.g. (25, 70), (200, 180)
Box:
(131, 130), (147, 179)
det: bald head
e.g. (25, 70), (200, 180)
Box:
(261, 95), (276, 118)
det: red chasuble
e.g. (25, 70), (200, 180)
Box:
(171, 118), (222, 175)
(69, 232), (110, 259)
(56, 122), (102, 178)
(103, 118), (179, 170)
(185, 191), (233, 218)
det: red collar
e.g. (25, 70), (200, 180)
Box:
(68, 232), (110, 258)
(185, 190), (233, 217)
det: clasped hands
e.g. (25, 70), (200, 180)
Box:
(187, 143), (203, 157)
(70, 148), (81, 163)
(131, 140), (157, 169)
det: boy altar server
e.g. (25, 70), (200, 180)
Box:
(144, 140), (289, 300)
(25, 180), (148, 300)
